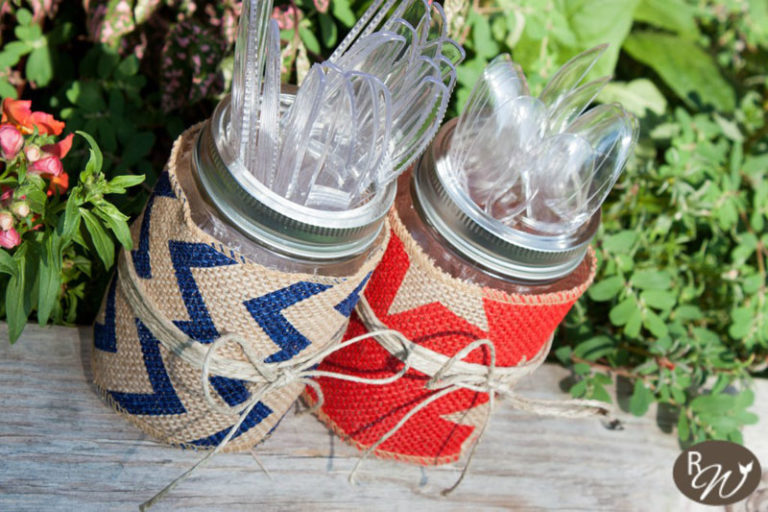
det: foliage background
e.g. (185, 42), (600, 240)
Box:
(1, 0), (766, 445)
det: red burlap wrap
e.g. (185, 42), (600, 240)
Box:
(305, 207), (597, 465)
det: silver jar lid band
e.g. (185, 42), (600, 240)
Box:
(413, 120), (599, 283)
(192, 96), (395, 261)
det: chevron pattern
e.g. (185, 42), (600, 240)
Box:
(94, 166), (376, 449)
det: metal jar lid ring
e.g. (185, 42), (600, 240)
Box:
(413, 119), (599, 283)
(192, 95), (395, 262)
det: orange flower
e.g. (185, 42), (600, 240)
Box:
(1, 98), (65, 136)
(47, 172), (69, 196)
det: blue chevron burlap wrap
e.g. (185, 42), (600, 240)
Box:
(92, 125), (388, 452)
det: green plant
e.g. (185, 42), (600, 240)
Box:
(0, 98), (144, 343)
(454, 0), (767, 445)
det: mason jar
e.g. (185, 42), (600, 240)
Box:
(308, 118), (598, 465)
(92, 92), (394, 452)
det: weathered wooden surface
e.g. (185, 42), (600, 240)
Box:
(0, 323), (766, 511)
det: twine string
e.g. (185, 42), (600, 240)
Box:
(351, 296), (610, 495)
(116, 252), (416, 510)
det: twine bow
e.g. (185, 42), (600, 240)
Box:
(116, 253), (413, 510)
(351, 296), (611, 495)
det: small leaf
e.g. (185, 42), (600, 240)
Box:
(94, 203), (132, 250)
(598, 79), (667, 116)
(641, 290), (677, 311)
(331, 0), (356, 27)
(643, 310), (669, 338)
(80, 208), (115, 269)
(298, 26), (321, 55)
(76, 130), (104, 177)
(629, 380), (653, 416)
(610, 297), (638, 326)
(318, 13), (338, 48)
(0, 250), (17, 277)
(106, 174), (146, 194)
(37, 232), (62, 326)
(573, 336), (615, 361)
(677, 410), (690, 441)
(631, 270), (671, 290)
(5, 256), (27, 343)
(588, 275), (625, 301)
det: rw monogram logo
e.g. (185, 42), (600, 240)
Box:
(673, 440), (762, 506)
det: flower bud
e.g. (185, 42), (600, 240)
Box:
(11, 201), (29, 219)
(24, 144), (43, 162)
(0, 124), (23, 160)
(0, 211), (14, 231)
(0, 227), (21, 249)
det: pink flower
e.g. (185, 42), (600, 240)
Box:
(272, 5), (300, 30)
(28, 156), (64, 176)
(314, 0), (329, 13)
(0, 124), (23, 160)
(0, 212), (13, 231)
(1, 186), (12, 203)
(40, 133), (74, 159)
(0, 227), (21, 249)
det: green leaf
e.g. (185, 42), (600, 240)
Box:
(631, 270), (671, 290)
(598, 79), (667, 117)
(37, 232), (62, 326)
(76, 131), (104, 177)
(677, 410), (690, 441)
(0, 40), (31, 68)
(5, 255), (27, 343)
(106, 174), (146, 193)
(590, 382), (612, 403)
(633, 0), (699, 38)
(318, 13), (338, 49)
(60, 196), (82, 242)
(93, 203), (132, 250)
(573, 335), (615, 361)
(80, 208), (115, 269)
(602, 230), (638, 253)
(558, 0), (639, 79)
(26, 45), (53, 86)
(622, 32), (735, 112)
(610, 297), (638, 326)
(641, 290), (676, 311)
(728, 307), (754, 340)
(0, 250), (17, 277)
(625, 307), (643, 338)
(573, 362), (592, 375)
(588, 275), (625, 301)
(298, 26), (321, 55)
(469, 11), (499, 59)
(16, 8), (33, 26)
(643, 310), (669, 338)
(629, 380), (653, 416)
(674, 305), (703, 321)
(331, 0), (356, 28)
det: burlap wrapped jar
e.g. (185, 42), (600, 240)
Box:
(305, 121), (601, 465)
(92, 124), (388, 452)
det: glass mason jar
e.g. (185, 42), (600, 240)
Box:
(181, 92), (394, 276)
(398, 118), (599, 292)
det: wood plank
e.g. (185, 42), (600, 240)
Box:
(0, 323), (765, 511)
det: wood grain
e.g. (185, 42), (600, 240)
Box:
(0, 323), (765, 511)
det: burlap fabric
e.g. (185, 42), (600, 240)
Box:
(92, 124), (388, 452)
(306, 207), (596, 465)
